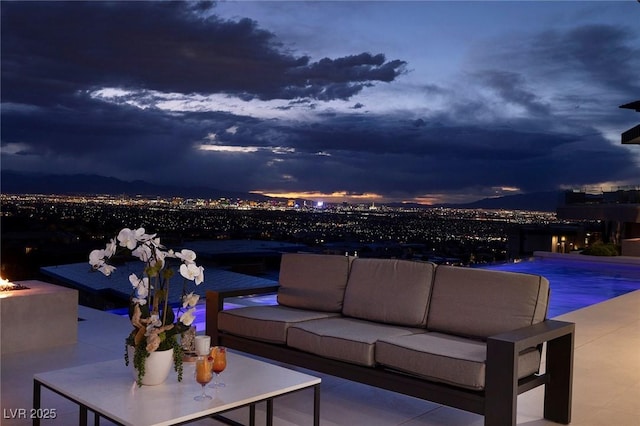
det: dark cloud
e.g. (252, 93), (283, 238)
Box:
(473, 70), (550, 117)
(181, 108), (635, 199)
(1, 1), (405, 103)
(532, 25), (640, 94)
(474, 23), (640, 108)
(1, 1), (638, 203)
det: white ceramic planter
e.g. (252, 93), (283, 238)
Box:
(128, 346), (174, 386)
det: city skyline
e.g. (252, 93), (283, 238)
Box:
(1, 1), (639, 205)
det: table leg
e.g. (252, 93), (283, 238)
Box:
(314, 384), (321, 426)
(266, 399), (273, 426)
(249, 404), (255, 426)
(79, 405), (88, 426)
(33, 379), (90, 426)
(33, 380), (41, 426)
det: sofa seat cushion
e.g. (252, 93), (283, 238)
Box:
(376, 332), (541, 391)
(287, 317), (425, 367)
(218, 306), (341, 344)
(342, 258), (436, 327)
(427, 265), (549, 339)
(277, 253), (352, 312)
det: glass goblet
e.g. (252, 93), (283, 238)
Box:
(194, 356), (213, 401)
(210, 346), (227, 388)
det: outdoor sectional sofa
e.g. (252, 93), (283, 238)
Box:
(206, 253), (574, 426)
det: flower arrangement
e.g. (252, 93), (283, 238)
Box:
(89, 227), (204, 386)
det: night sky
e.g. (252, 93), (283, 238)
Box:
(1, 1), (639, 204)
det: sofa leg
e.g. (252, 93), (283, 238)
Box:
(485, 339), (518, 426)
(205, 290), (222, 345)
(543, 332), (574, 424)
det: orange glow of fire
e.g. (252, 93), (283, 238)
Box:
(0, 276), (18, 294)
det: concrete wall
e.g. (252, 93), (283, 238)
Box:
(1, 280), (77, 354)
(621, 238), (640, 257)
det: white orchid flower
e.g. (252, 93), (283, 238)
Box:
(182, 292), (200, 308)
(129, 274), (149, 297)
(179, 307), (196, 326)
(175, 249), (196, 264)
(136, 278), (149, 298)
(180, 263), (201, 281)
(98, 263), (116, 276)
(89, 249), (105, 267)
(134, 227), (147, 241)
(105, 238), (117, 257)
(129, 273), (142, 288)
(90, 249), (117, 276)
(194, 266), (204, 285)
(117, 228), (138, 250)
(132, 296), (147, 306)
(132, 244), (152, 262)
(137, 230), (157, 243)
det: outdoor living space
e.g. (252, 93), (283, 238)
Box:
(1, 286), (638, 426)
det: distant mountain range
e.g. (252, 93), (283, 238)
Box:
(0, 170), (562, 211)
(438, 191), (563, 212)
(0, 170), (271, 202)
(386, 190), (562, 212)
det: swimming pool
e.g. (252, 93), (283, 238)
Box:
(114, 255), (640, 329)
(479, 256), (640, 318)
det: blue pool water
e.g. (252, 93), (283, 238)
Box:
(112, 256), (640, 328)
(479, 257), (640, 318)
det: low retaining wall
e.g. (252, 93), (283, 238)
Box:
(1, 280), (78, 354)
(621, 238), (640, 257)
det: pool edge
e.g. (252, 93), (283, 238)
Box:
(533, 251), (640, 266)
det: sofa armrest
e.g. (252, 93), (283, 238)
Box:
(488, 319), (575, 350)
(205, 285), (279, 343)
(485, 319), (574, 425)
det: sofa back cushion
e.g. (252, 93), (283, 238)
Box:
(427, 265), (549, 339)
(277, 253), (352, 312)
(342, 258), (436, 327)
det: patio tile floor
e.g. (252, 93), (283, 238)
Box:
(2, 290), (638, 425)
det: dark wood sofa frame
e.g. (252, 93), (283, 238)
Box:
(206, 287), (574, 426)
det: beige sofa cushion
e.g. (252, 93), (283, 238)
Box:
(342, 258), (436, 327)
(376, 332), (541, 391)
(277, 253), (351, 312)
(218, 306), (340, 344)
(427, 266), (549, 339)
(287, 317), (424, 367)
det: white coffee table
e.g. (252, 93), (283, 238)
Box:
(33, 350), (321, 426)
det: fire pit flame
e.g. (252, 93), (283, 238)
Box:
(0, 277), (30, 292)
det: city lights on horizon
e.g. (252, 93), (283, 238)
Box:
(0, 193), (562, 223)
(250, 190), (386, 205)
